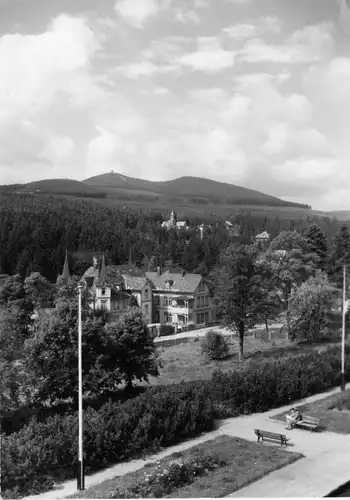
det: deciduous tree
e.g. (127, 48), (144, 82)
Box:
(289, 272), (337, 342)
(214, 244), (268, 361)
(104, 309), (159, 391)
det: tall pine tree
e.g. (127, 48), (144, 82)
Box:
(303, 224), (328, 271)
(329, 224), (350, 287)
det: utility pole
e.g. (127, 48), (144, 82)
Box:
(341, 265), (346, 392)
(77, 284), (85, 490)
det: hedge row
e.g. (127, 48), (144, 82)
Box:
(2, 384), (213, 497)
(2, 345), (350, 498)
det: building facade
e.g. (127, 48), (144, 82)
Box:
(146, 268), (215, 329)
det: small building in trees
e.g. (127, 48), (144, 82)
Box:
(162, 210), (190, 231)
(255, 230), (271, 249)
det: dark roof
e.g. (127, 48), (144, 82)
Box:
(111, 289), (131, 300)
(61, 251), (72, 284)
(145, 270), (202, 293)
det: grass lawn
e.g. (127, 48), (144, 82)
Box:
(148, 330), (341, 386)
(271, 390), (350, 434)
(69, 435), (303, 499)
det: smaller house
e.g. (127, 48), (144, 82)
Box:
(255, 231), (271, 244)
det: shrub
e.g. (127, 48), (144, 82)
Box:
(1, 383), (214, 498)
(160, 324), (175, 336)
(2, 344), (350, 498)
(201, 330), (229, 360)
(108, 453), (226, 498)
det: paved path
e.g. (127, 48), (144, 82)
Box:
(154, 321), (284, 345)
(24, 383), (350, 500)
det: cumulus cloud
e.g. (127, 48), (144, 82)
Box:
(177, 36), (235, 72)
(239, 23), (334, 63)
(114, 0), (162, 28)
(222, 15), (281, 41)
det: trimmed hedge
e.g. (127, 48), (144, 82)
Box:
(2, 345), (350, 498)
(1, 383), (213, 497)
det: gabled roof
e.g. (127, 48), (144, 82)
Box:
(145, 270), (202, 293)
(124, 275), (148, 291)
(256, 230), (270, 240)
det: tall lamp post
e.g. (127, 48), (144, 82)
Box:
(77, 284), (85, 490)
(341, 265), (348, 392)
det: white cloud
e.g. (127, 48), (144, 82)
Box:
(41, 135), (74, 162)
(114, 0), (162, 28)
(115, 60), (176, 79)
(178, 37), (235, 72)
(239, 23), (334, 64)
(174, 8), (200, 23)
(222, 15), (281, 41)
(0, 14), (99, 117)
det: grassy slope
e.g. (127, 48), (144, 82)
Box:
(147, 330), (342, 386)
(69, 435), (303, 499)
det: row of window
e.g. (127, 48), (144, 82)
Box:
(196, 295), (209, 308)
(158, 311), (210, 325)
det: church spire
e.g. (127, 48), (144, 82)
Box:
(97, 253), (108, 286)
(61, 250), (72, 284)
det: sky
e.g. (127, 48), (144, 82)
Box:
(0, 0), (350, 210)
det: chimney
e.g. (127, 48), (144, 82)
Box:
(156, 266), (161, 276)
(181, 270), (185, 278)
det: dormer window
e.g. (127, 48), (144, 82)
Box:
(102, 288), (106, 296)
(165, 280), (173, 289)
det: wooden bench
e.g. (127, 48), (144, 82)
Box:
(294, 416), (320, 431)
(254, 429), (290, 447)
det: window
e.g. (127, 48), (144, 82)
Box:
(155, 311), (160, 322)
(144, 288), (149, 300)
(154, 295), (160, 305)
(188, 313), (193, 322)
(205, 312), (209, 323)
(164, 312), (172, 323)
(200, 296), (204, 307)
(102, 288), (106, 296)
(201, 313), (204, 324)
(196, 314), (200, 324)
(205, 295), (209, 307)
(145, 304), (149, 317)
(101, 299), (107, 310)
(198, 281), (205, 292)
(197, 297), (200, 308)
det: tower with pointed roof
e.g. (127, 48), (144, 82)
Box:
(170, 210), (177, 227)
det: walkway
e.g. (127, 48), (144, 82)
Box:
(154, 321), (284, 346)
(25, 383), (350, 500)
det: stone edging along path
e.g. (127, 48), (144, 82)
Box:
(25, 382), (350, 500)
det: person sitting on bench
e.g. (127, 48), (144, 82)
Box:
(285, 408), (302, 430)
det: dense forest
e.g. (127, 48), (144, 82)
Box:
(0, 192), (345, 282)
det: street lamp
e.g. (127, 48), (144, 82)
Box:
(77, 284), (85, 490)
(341, 265), (348, 392)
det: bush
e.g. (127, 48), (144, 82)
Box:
(109, 453), (225, 498)
(160, 324), (175, 336)
(201, 330), (229, 360)
(1, 383), (214, 498)
(3, 344), (350, 498)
